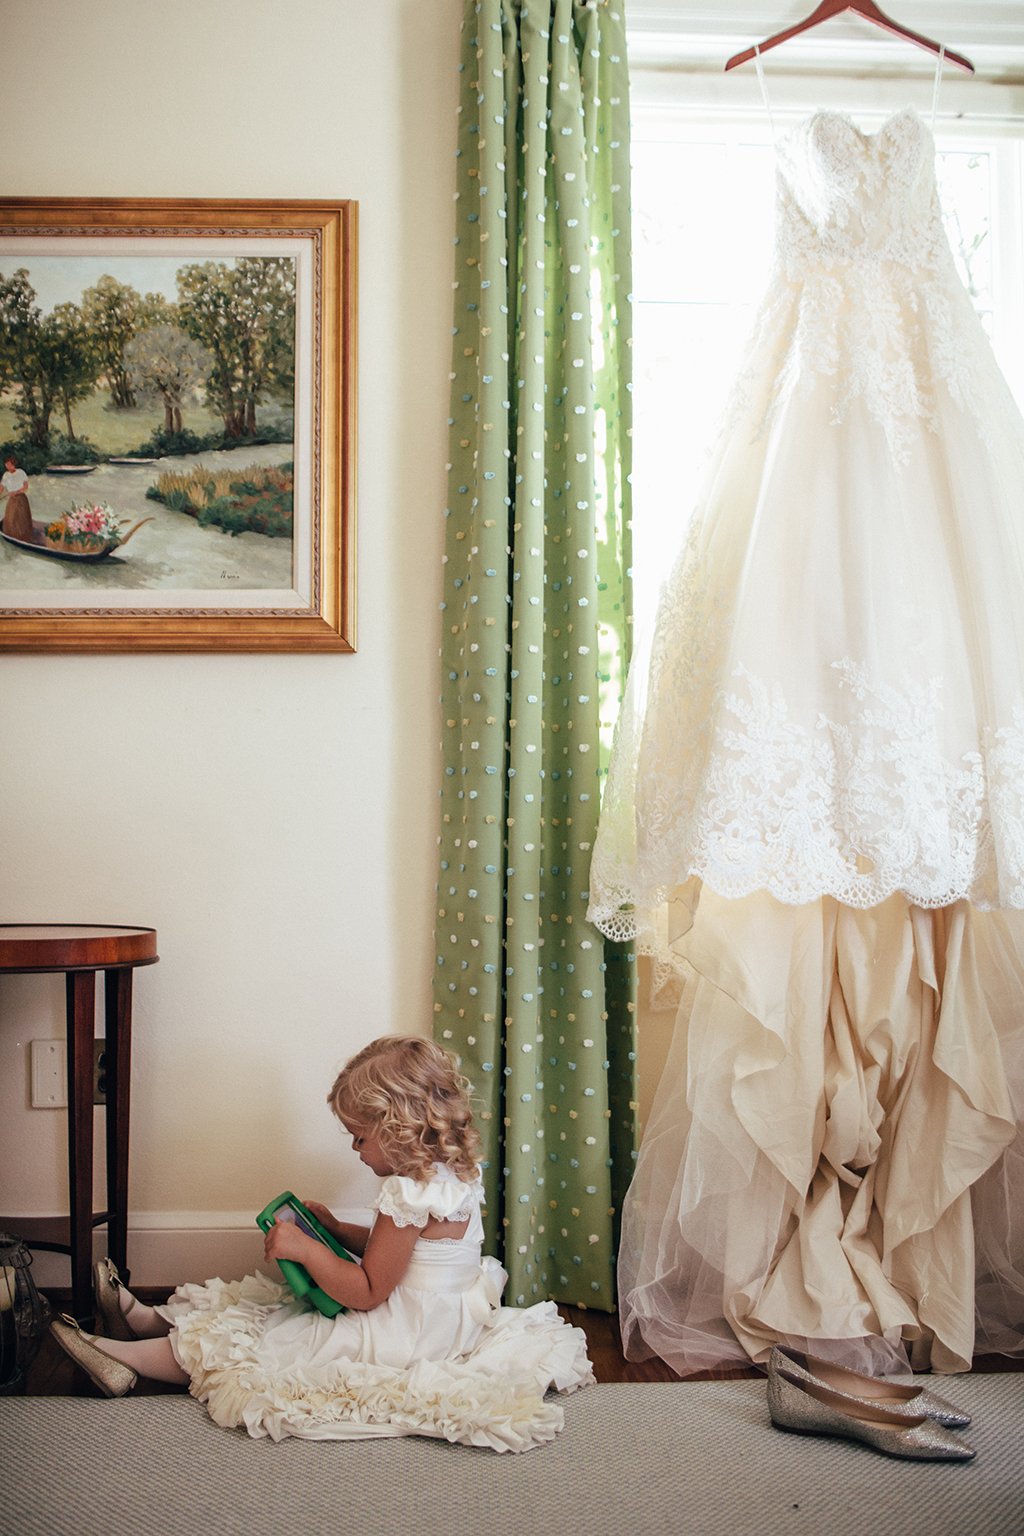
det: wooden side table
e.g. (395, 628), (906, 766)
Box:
(0, 924), (158, 1321)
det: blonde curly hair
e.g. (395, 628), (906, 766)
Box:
(326, 1034), (481, 1182)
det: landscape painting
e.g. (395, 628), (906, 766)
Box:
(0, 199), (356, 651)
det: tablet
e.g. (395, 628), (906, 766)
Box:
(256, 1191), (356, 1317)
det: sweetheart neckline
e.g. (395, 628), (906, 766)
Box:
(782, 105), (930, 149)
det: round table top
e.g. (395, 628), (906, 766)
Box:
(0, 924), (159, 973)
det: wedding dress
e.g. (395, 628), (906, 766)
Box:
(588, 83), (1024, 1376)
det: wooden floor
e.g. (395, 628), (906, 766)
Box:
(557, 1307), (755, 1384)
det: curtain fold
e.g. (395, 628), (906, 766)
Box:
(433, 0), (635, 1310)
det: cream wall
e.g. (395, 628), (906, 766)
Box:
(0, 0), (464, 1283)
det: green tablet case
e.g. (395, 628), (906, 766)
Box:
(256, 1191), (356, 1317)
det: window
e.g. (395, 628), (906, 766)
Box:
(630, 108), (1024, 614)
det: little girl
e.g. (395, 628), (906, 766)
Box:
(50, 1034), (594, 1451)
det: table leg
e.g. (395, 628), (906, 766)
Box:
(65, 971), (96, 1322)
(104, 967), (132, 1282)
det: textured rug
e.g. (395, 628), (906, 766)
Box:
(2, 1376), (1022, 1536)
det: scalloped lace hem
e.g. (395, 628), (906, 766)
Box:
(588, 662), (1024, 947)
(589, 866), (1013, 949)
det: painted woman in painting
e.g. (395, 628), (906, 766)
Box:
(0, 456), (35, 542)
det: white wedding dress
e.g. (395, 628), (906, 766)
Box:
(588, 102), (1024, 1375)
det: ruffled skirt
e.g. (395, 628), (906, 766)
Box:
(618, 885), (1024, 1377)
(158, 1247), (593, 1451)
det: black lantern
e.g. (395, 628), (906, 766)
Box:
(0, 1233), (50, 1394)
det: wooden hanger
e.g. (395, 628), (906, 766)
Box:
(724, 1), (974, 75)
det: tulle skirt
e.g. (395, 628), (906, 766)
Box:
(618, 883), (1024, 1377)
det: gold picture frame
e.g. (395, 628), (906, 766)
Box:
(0, 198), (356, 651)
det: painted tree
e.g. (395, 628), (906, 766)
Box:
(0, 269), (63, 448)
(81, 276), (173, 409)
(48, 302), (102, 440)
(177, 257), (295, 438)
(124, 324), (211, 435)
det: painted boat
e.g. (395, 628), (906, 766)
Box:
(107, 456), (159, 465)
(44, 464), (99, 475)
(0, 517), (154, 562)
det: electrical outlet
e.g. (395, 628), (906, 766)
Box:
(29, 1038), (109, 1106)
(93, 1039), (107, 1106)
(30, 1039), (67, 1107)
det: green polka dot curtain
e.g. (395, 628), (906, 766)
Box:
(433, 0), (636, 1311)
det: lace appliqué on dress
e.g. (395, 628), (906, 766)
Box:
(589, 652), (1024, 950)
(722, 110), (1011, 466)
(690, 659), (1008, 907)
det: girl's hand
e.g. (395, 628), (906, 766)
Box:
(263, 1214), (314, 1265)
(302, 1200), (337, 1234)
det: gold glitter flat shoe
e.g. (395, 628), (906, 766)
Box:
(767, 1357), (975, 1461)
(49, 1314), (137, 1397)
(769, 1345), (971, 1430)
(93, 1257), (140, 1341)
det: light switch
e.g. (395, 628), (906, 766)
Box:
(30, 1039), (67, 1108)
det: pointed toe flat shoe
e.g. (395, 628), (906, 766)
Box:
(767, 1358), (975, 1461)
(768, 1345), (971, 1430)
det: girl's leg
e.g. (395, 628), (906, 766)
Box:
(116, 1291), (172, 1338)
(94, 1257), (171, 1338)
(95, 1333), (189, 1386)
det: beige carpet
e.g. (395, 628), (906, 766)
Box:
(2, 1376), (1021, 1536)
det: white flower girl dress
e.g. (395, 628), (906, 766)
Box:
(158, 1164), (593, 1450)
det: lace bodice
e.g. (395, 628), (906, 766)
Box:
(727, 108), (1009, 466)
(776, 108), (945, 275)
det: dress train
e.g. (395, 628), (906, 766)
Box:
(617, 884), (1024, 1375)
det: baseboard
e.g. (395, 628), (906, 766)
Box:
(1, 1209), (373, 1289)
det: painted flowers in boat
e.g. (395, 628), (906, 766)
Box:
(45, 500), (125, 553)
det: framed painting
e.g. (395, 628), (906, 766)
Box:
(0, 198), (356, 651)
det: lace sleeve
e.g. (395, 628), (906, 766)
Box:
(375, 1170), (481, 1228)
